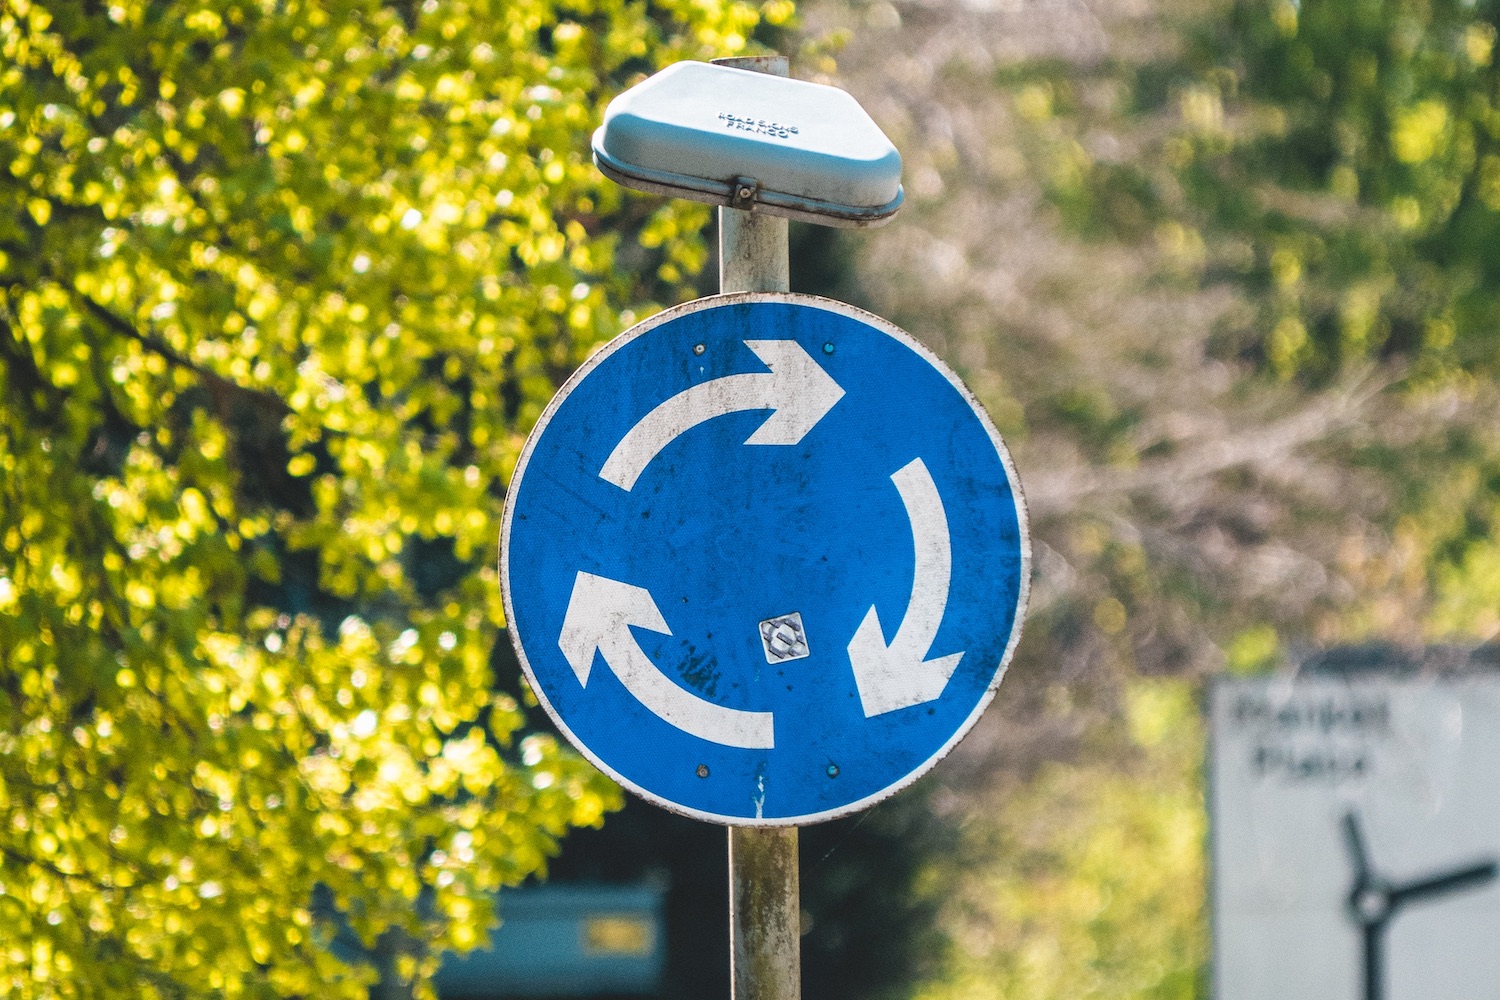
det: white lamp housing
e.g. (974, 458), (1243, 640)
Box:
(592, 61), (904, 228)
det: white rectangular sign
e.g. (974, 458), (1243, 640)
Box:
(1210, 673), (1500, 1000)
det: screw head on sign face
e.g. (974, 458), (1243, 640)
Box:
(696, 764), (710, 778)
(737, 186), (754, 200)
(826, 763), (840, 778)
(693, 343), (705, 355)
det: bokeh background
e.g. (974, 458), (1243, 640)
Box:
(5, 0), (1500, 995)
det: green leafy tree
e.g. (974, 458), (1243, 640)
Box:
(0, 0), (790, 995)
(1011, 0), (1500, 642)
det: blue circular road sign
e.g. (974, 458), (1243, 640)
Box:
(501, 293), (1029, 825)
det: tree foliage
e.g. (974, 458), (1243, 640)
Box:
(1023, 0), (1500, 384)
(0, 0), (790, 995)
(1011, 0), (1500, 641)
(911, 681), (1205, 1000)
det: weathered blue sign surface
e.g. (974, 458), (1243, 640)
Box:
(501, 293), (1029, 825)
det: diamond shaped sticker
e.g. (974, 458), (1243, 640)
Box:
(759, 613), (810, 664)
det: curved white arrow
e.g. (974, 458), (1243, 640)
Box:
(558, 571), (776, 749)
(848, 458), (965, 717)
(599, 340), (844, 491)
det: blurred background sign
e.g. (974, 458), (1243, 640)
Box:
(1210, 654), (1500, 1000)
(432, 883), (665, 999)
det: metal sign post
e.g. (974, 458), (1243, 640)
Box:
(714, 53), (800, 1000)
(500, 50), (1028, 1000)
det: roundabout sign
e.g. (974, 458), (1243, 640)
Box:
(501, 293), (1029, 825)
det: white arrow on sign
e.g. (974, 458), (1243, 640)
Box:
(598, 340), (845, 491)
(848, 458), (964, 717)
(558, 571), (777, 749)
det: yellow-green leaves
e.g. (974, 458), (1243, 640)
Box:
(1391, 99), (1452, 165)
(0, 0), (777, 995)
(1008, 0), (1500, 382)
(913, 680), (1206, 1000)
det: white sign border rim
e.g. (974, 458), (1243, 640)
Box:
(499, 291), (1033, 826)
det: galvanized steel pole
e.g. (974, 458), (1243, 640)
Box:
(713, 51), (800, 1000)
(727, 824), (800, 1000)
